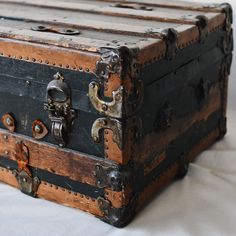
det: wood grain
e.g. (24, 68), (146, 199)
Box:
(0, 167), (103, 216)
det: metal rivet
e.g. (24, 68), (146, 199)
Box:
(102, 104), (108, 111)
(53, 72), (61, 80)
(93, 136), (99, 142)
(26, 80), (31, 86)
(22, 177), (27, 183)
(34, 124), (43, 134)
(6, 117), (13, 126)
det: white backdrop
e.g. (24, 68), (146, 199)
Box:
(0, 0), (236, 235)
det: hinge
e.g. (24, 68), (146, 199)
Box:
(95, 164), (130, 191)
(91, 118), (123, 149)
(95, 48), (122, 80)
(161, 28), (178, 60)
(89, 81), (123, 118)
(13, 141), (40, 197)
(91, 116), (142, 150)
(89, 80), (143, 118)
(196, 15), (209, 43)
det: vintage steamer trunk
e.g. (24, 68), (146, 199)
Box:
(0, 0), (233, 227)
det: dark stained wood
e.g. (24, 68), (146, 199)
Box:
(138, 127), (220, 209)
(135, 83), (222, 165)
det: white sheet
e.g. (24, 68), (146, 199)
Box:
(0, 0), (236, 235)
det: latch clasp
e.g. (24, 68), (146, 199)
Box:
(14, 141), (40, 197)
(44, 73), (76, 147)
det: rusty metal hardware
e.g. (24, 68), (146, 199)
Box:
(91, 118), (122, 150)
(89, 80), (143, 118)
(1, 113), (16, 132)
(95, 48), (121, 80)
(32, 120), (48, 140)
(112, 3), (153, 11)
(44, 73), (76, 147)
(161, 28), (178, 60)
(196, 15), (209, 43)
(89, 81), (123, 118)
(13, 141), (40, 197)
(95, 164), (129, 191)
(97, 196), (137, 227)
(98, 197), (122, 225)
(31, 25), (80, 35)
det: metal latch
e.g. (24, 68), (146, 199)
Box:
(31, 25), (80, 35)
(112, 3), (153, 11)
(44, 73), (76, 147)
(13, 141), (40, 197)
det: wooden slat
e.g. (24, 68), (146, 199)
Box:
(0, 4), (199, 40)
(0, 38), (101, 71)
(0, 0), (220, 25)
(0, 167), (104, 217)
(0, 129), (117, 187)
(95, 0), (224, 13)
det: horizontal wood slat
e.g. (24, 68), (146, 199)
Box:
(0, 167), (104, 217)
(0, 39), (101, 71)
(0, 0), (220, 25)
(0, 129), (116, 187)
(95, 0), (224, 12)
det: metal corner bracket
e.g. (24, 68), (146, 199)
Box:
(95, 48), (122, 80)
(95, 164), (131, 191)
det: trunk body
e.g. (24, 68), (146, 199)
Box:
(0, 0), (233, 227)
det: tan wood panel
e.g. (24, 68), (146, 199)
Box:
(0, 38), (101, 71)
(0, 167), (104, 217)
(0, 129), (117, 187)
(0, 0), (220, 24)
(0, 4), (199, 40)
(94, 0), (223, 12)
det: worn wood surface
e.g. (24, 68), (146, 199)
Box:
(0, 0), (227, 67)
(0, 130), (112, 187)
(0, 167), (104, 217)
